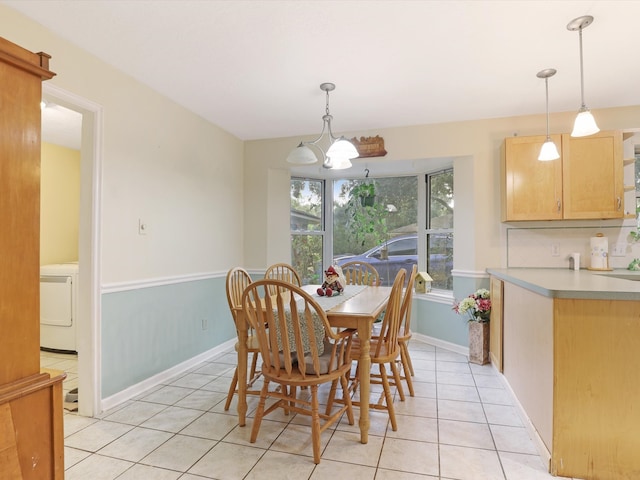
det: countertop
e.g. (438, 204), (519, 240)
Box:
(486, 268), (640, 300)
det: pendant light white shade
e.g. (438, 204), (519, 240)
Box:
(326, 136), (359, 160)
(571, 109), (600, 137)
(325, 156), (353, 170)
(286, 143), (317, 164)
(286, 83), (357, 169)
(568, 15), (599, 138)
(539, 140), (560, 161)
(536, 68), (560, 161)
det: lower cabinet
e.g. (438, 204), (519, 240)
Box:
(489, 277), (503, 372)
(498, 279), (640, 480)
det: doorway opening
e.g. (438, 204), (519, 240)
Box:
(42, 83), (103, 417)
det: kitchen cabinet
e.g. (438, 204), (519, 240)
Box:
(0, 36), (64, 479)
(502, 131), (624, 221)
(488, 268), (640, 480)
(502, 134), (564, 221)
(488, 277), (503, 372)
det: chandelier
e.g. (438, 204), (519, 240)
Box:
(286, 83), (358, 170)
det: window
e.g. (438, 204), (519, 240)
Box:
(291, 172), (453, 290)
(333, 177), (417, 286)
(290, 179), (324, 284)
(426, 169), (453, 290)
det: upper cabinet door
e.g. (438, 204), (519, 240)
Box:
(562, 131), (624, 220)
(502, 134), (563, 221)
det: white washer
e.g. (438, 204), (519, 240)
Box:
(40, 262), (79, 353)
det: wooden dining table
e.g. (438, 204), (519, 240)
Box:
(234, 284), (391, 444)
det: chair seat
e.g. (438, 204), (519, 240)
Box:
(263, 360), (351, 386)
(300, 339), (343, 375)
(350, 336), (398, 364)
(398, 326), (412, 341)
(373, 325), (410, 339)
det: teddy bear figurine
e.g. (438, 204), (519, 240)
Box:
(317, 265), (344, 297)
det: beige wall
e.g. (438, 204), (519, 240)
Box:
(40, 142), (80, 265)
(244, 107), (640, 273)
(3, 3), (639, 280)
(0, 5), (245, 284)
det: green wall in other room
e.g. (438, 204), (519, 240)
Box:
(101, 277), (232, 398)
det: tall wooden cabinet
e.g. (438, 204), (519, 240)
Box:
(502, 131), (624, 221)
(0, 36), (64, 479)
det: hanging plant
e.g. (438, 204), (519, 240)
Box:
(350, 183), (376, 207)
(345, 182), (387, 247)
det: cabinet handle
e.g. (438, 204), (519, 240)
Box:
(557, 199), (561, 213)
(617, 197), (622, 211)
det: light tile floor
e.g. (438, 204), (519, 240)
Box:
(40, 349), (78, 405)
(44, 341), (583, 480)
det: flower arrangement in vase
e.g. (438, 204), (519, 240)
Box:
(452, 288), (491, 322)
(453, 288), (491, 364)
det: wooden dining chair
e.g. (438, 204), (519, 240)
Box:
(346, 268), (406, 431)
(223, 267), (262, 411)
(371, 265), (418, 398)
(264, 263), (302, 294)
(340, 260), (380, 286)
(242, 279), (355, 464)
(397, 265), (418, 396)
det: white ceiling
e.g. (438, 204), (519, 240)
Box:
(7, 0), (640, 147)
(41, 102), (82, 150)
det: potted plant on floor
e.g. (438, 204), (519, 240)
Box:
(453, 288), (491, 365)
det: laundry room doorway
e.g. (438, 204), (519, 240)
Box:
(41, 84), (103, 417)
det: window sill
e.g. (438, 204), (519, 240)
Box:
(414, 289), (453, 305)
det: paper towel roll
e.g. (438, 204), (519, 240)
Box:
(590, 234), (609, 270)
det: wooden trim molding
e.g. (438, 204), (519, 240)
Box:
(0, 37), (55, 79)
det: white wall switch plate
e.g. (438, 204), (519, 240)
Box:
(612, 243), (627, 257)
(138, 218), (148, 235)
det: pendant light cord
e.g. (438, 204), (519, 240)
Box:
(578, 26), (586, 108)
(545, 77), (550, 139)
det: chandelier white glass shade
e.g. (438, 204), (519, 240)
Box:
(286, 83), (358, 169)
(536, 68), (560, 161)
(567, 15), (599, 137)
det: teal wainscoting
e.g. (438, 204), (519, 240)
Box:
(101, 276), (233, 398)
(414, 299), (467, 347)
(414, 276), (490, 348)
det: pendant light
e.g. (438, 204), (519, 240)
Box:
(286, 83), (358, 169)
(537, 68), (560, 161)
(567, 15), (599, 137)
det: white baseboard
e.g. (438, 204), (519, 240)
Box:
(413, 332), (468, 356)
(496, 368), (552, 470)
(100, 338), (236, 413)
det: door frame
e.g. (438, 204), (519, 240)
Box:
(43, 83), (103, 417)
